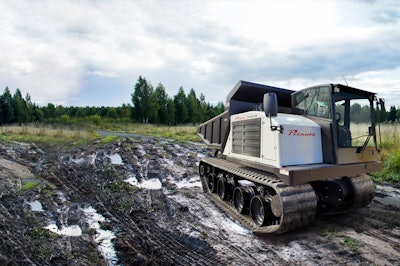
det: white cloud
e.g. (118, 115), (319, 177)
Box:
(88, 71), (119, 78)
(0, 0), (399, 107)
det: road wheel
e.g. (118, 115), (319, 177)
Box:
(250, 195), (271, 227)
(207, 173), (216, 193)
(217, 177), (227, 200)
(233, 186), (255, 214)
(199, 163), (206, 177)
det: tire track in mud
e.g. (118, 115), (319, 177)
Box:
(97, 194), (218, 266)
(44, 138), (222, 265)
(316, 199), (400, 265)
(163, 182), (285, 265)
(130, 138), (285, 265)
(260, 200), (400, 266)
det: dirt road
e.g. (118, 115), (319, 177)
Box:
(0, 136), (399, 265)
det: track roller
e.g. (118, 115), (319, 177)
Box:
(216, 174), (227, 200)
(207, 173), (216, 193)
(250, 195), (269, 226)
(233, 186), (255, 214)
(250, 195), (280, 227)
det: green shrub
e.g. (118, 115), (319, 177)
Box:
(371, 149), (400, 184)
(88, 114), (101, 125)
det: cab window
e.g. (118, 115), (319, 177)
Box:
(293, 86), (331, 119)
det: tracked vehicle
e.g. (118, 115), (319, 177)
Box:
(198, 80), (384, 234)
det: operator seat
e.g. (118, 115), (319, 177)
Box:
(338, 125), (352, 147)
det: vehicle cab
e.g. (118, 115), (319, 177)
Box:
(292, 84), (382, 165)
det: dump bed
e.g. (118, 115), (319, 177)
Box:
(227, 80), (294, 115)
(198, 80), (294, 151)
(198, 110), (230, 151)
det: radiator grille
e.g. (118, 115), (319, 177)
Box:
(232, 118), (261, 157)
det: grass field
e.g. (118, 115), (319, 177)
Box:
(351, 123), (399, 153)
(0, 124), (98, 145)
(0, 122), (199, 144)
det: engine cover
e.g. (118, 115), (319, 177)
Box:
(224, 111), (323, 167)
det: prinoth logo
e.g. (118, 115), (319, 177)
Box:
(288, 129), (316, 137)
(234, 115), (245, 121)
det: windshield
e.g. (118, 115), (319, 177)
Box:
(334, 92), (373, 148)
(293, 86), (331, 119)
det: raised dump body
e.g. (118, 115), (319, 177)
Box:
(198, 80), (383, 233)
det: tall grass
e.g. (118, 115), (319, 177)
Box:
(369, 123), (400, 184)
(376, 123), (399, 158)
(0, 124), (98, 145)
(350, 123), (399, 155)
(0, 122), (199, 144)
(351, 122), (400, 184)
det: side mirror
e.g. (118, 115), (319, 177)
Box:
(263, 93), (278, 117)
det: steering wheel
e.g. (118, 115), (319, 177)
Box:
(335, 112), (341, 123)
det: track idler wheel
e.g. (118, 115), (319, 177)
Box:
(233, 186), (255, 214)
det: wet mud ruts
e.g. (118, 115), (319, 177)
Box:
(0, 137), (399, 265)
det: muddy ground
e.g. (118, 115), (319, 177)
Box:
(0, 135), (399, 265)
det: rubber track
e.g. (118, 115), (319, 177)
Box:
(351, 173), (375, 208)
(201, 157), (318, 234)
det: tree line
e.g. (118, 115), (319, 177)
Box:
(1, 76), (399, 126)
(131, 76), (224, 125)
(0, 76), (225, 125)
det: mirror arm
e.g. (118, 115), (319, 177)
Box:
(269, 116), (284, 133)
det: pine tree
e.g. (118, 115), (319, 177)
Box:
(187, 88), (201, 124)
(166, 99), (176, 125)
(131, 76), (158, 123)
(13, 89), (28, 123)
(174, 87), (188, 124)
(199, 93), (207, 122)
(154, 83), (169, 124)
(25, 93), (34, 122)
(0, 87), (15, 124)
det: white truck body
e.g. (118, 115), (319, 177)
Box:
(223, 111), (323, 168)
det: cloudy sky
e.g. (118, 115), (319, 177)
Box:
(1, 0), (400, 108)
